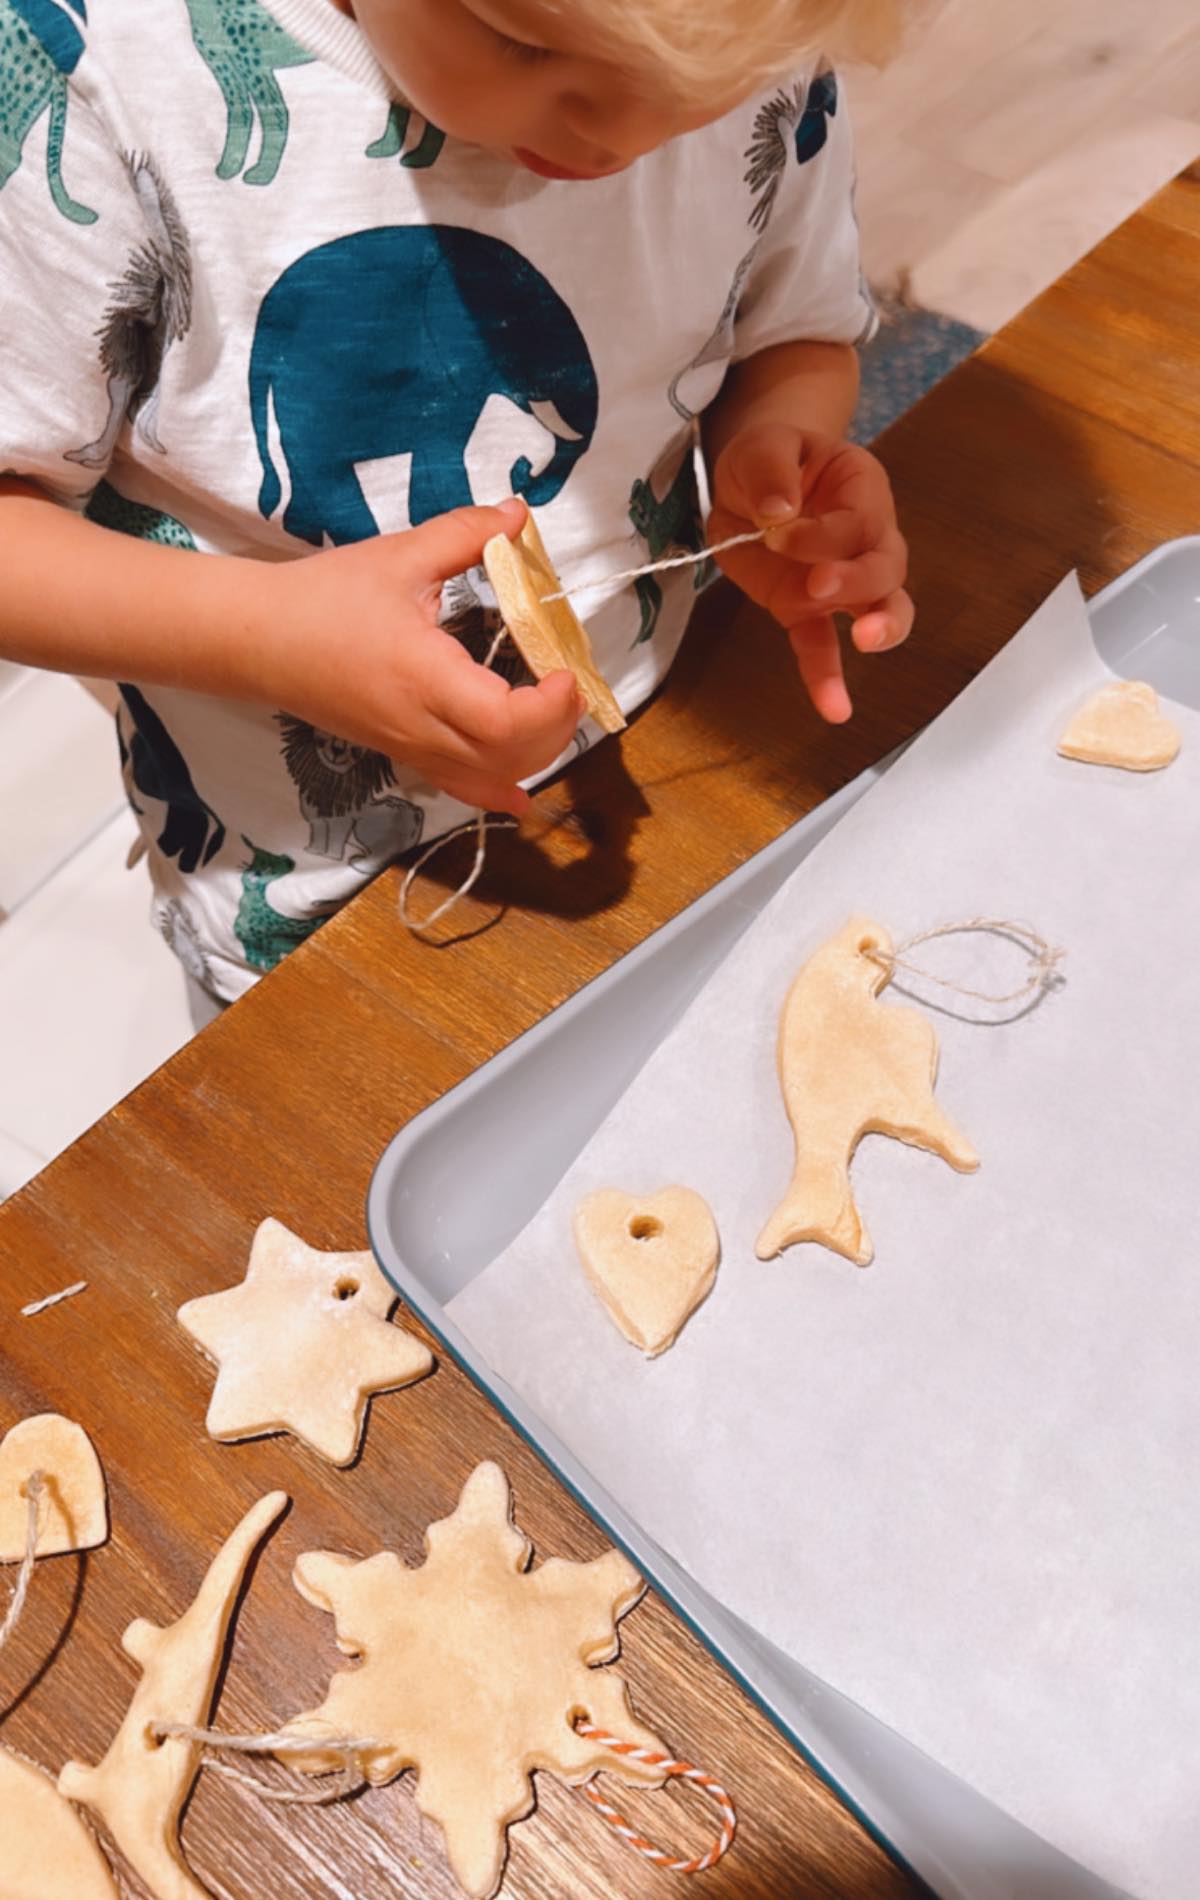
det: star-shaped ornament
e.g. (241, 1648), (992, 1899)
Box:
(177, 1219), (433, 1465)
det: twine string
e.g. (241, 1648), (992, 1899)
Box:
(0, 1473), (45, 1655)
(149, 1722), (385, 1808)
(21, 1281), (87, 1318)
(399, 626), (517, 939)
(538, 527), (767, 605)
(575, 1721), (737, 1876)
(865, 919), (1064, 1006)
(401, 530), (770, 938)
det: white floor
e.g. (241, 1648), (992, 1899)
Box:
(848, 0), (1200, 325)
(0, 676), (192, 1198)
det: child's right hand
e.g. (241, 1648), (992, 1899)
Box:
(258, 499), (583, 817)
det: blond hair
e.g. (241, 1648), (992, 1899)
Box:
(561, 0), (906, 99)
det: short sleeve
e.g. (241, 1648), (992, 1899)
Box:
(0, 57), (152, 502)
(731, 70), (875, 361)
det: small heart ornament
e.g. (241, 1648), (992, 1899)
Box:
(1058, 680), (1181, 772)
(572, 1187), (720, 1357)
(0, 1415), (108, 1562)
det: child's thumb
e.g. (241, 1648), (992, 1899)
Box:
(728, 425), (807, 528)
(404, 498), (527, 584)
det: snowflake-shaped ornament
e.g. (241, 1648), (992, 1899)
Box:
(279, 1462), (667, 1897)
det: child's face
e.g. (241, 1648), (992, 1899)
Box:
(341, 0), (746, 179)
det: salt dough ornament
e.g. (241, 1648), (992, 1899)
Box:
(0, 1746), (120, 1899)
(573, 1187), (719, 1355)
(483, 511), (626, 734)
(177, 1218), (433, 1466)
(278, 1461), (665, 1900)
(756, 916), (980, 1266)
(59, 1490), (287, 1900)
(1057, 679), (1181, 771)
(0, 1414), (107, 1562)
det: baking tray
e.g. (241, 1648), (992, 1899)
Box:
(368, 540), (1200, 1900)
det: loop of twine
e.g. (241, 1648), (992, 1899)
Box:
(149, 1722), (385, 1808)
(399, 625), (517, 940)
(0, 1473), (45, 1655)
(575, 1722), (737, 1876)
(401, 530), (769, 938)
(865, 919), (1064, 1006)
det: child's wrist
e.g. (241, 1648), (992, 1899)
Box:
(195, 552), (295, 705)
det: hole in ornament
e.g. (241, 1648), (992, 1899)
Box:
(629, 1216), (662, 1242)
(334, 1278), (359, 1301)
(570, 1705), (593, 1732)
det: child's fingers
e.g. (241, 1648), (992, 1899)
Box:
(502, 670), (584, 759)
(428, 650), (580, 774)
(787, 615), (852, 724)
(721, 422), (808, 524)
(431, 764), (533, 819)
(851, 588), (915, 653)
(402, 496), (527, 589)
(805, 528), (908, 607)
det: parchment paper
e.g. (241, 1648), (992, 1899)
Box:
(450, 576), (1200, 1897)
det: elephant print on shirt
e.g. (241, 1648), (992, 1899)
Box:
(184, 0), (315, 186)
(275, 715), (425, 863)
(249, 225), (598, 545)
(68, 157), (194, 468)
(0, 0), (96, 222)
(117, 686), (227, 874)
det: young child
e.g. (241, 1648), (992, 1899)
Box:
(0, 0), (911, 1013)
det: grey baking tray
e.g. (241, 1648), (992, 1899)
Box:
(368, 540), (1200, 1900)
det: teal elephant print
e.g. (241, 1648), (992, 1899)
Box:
(627, 445), (711, 645)
(235, 842), (328, 972)
(0, 0), (96, 222)
(250, 226), (597, 543)
(184, 0), (315, 186)
(85, 481), (196, 547)
(367, 101), (445, 170)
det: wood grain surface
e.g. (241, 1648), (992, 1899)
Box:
(3, 166), (1199, 1900)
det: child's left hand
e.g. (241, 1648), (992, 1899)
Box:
(708, 422), (913, 724)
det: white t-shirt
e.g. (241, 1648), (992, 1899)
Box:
(0, 0), (871, 998)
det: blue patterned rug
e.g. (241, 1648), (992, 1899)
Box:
(851, 303), (986, 443)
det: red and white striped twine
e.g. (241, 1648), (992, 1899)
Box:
(574, 1721), (737, 1875)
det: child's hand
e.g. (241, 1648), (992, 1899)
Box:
(708, 423), (912, 723)
(260, 499), (583, 817)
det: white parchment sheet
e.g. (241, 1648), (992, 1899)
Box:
(450, 576), (1200, 1897)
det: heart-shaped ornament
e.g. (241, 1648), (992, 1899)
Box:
(0, 1415), (108, 1562)
(1058, 680), (1181, 772)
(572, 1187), (720, 1357)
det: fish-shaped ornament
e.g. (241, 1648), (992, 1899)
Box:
(756, 917), (979, 1266)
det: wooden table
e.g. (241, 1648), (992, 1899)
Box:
(4, 165), (1200, 1900)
